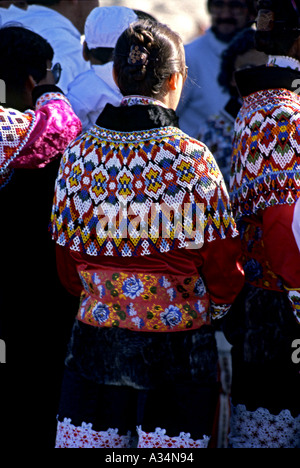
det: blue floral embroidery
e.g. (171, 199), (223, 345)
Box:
(92, 273), (106, 298)
(195, 300), (206, 315)
(126, 303), (137, 316)
(79, 273), (90, 292)
(92, 303), (110, 324)
(194, 277), (206, 297)
(167, 287), (177, 301)
(161, 305), (182, 328)
(79, 297), (89, 319)
(122, 276), (144, 299)
(131, 316), (145, 329)
(159, 276), (171, 288)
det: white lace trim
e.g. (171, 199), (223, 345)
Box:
(55, 418), (210, 448)
(137, 426), (210, 448)
(268, 55), (300, 72)
(229, 404), (300, 448)
(55, 418), (132, 448)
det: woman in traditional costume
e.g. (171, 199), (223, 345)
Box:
(0, 25), (82, 449)
(51, 19), (244, 449)
(224, 0), (300, 448)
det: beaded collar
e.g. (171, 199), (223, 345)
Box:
(121, 95), (168, 109)
(267, 55), (300, 72)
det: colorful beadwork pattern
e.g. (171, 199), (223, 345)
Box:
(0, 92), (79, 188)
(0, 106), (35, 187)
(35, 91), (72, 110)
(230, 88), (300, 219)
(120, 95), (169, 108)
(230, 78), (300, 323)
(51, 123), (238, 257)
(76, 268), (210, 332)
(284, 287), (300, 323)
(198, 110), (235, 188)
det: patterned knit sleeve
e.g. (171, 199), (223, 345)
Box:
(0, 106), (35, 188)
(0, 90), (82, 188)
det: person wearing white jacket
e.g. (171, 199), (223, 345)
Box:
(177, 0), (256, 137)
(66, 63), (121, 133)
(0, 1), (27, 25)
(67, 6), (138, 132)
(0, 1), (27, 16)
(10, 0), (98, 93)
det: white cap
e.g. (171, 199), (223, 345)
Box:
(85, 6), (138, 50)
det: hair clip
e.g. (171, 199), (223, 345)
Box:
(128, 45), (149, 66)
(256, 9), (275, 32)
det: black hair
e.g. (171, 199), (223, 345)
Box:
(0, 25), (54, 90)
(255, 0), (300, 54)
(83, 42), (114, 65)
(207, 0), (258, 16)
(218, 27), (257, 93)
(113, 20), (185, 98)
(26, 0), (59, 5)
(133, 10), (157, 22)
(84, 11), (158, 66)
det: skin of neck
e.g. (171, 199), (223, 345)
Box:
(160, 72), (185, 110)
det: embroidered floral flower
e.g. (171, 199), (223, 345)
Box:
(194, 277), (206, 297)
(79, 296), (90, 319)
(161, 305), (182, 328)
(159, 276), (171, 288)
(167, 287), (177, 301)
(79, 273), (90, 292)
(122, 276), (144, 299)
(195, 300), (206, 315)
(92, 303), (110, 324)
(91, 273), (106, 298)
(126, 302), (137, 316)
(131, 316), (145, 329)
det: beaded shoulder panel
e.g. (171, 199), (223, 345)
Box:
(51, 125), (238, 257)
(230, 89), (300, 218)
(0, 107), (35, 188)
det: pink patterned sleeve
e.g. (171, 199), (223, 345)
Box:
(11, 92), (82, 169)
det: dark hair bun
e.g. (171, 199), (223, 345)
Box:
(126, 30), (155, 82)
(114, 20), (185, 98)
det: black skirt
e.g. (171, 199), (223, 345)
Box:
(223, 283), (300, 417)
(56, 321), (220, 439)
